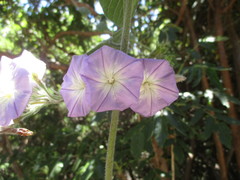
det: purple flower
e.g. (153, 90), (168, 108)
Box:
(0, 56), (32, 127)
(13, 50), (46, 85)
(131, 59), (179, 117)
(80, 46), (144, 112)
(60, 55), (91, 117)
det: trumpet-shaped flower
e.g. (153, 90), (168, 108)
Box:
(0, 57), (32, 126)
(60, 55), (91, 117)
(13, 50), (46, 84)
(80, 46), (144, 112)
(131, 59), (179, 117)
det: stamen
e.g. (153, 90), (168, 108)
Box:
(107, 77), (115, 84)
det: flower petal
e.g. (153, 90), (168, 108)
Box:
(81, 46), (144, 112)
(131, 59), (179, 117)
(60, 55), (91, 117)
(13, 50), (46, 81)
(0, 57), (32, 126)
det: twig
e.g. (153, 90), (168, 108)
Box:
(171, 144), (175, 180)
(222, 0), (236, 13)
(208, 0), (215, 10)
(175, 0), (188, 25)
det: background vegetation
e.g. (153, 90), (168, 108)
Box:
(0, 0), (240, 179)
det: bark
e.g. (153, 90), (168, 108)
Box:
(214, 0), (240, 173)
(227, 14), (240, 97)
(175, 0), (187, 25)
(185, 7), (228, 180)
(184, 140), (195, 180)
(213, 133), (228, 180)
(151, 137), (169, 180)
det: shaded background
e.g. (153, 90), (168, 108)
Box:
(0, 0), (240, 179)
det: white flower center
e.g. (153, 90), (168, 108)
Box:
(142, 78), (154, 91)
(79, 81), (85, 90)
(0, 81), (16, 106)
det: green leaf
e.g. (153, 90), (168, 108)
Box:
(167, 115), (188, 136)
(186, 65), (202, 87)
(225, 94), (240, 105)
(216, 114), (240, 125)
(49, 161), (64, 178)
(99, 0), (139, 27)
(207, 68), (223, 89)
(72, 159), (81, 172)
(130, 131), (145, 159)
(204, 105), (225, 114)
(217, 123), (232, 149)
(174, 144), (185, 164)
(213, 90), (240, 106)
(190, 109), (205, 125)
(155, 117), (169, 147)
(200, 116), (216, 141)
(215, 36), (229, 42)
(142, 123), (155, 142)
(213, 90), (229, 108)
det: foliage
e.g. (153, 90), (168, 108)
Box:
(1, 0), (240, 179)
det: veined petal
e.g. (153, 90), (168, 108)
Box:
(81, 45), (144, 112)
(0, 57), (32, 127)
(131, 59), (179, 117)
(60, 55), (90, 117)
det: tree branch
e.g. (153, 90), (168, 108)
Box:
(208, 0), (215, 10)
(175, 0), (188, 25)
(222, 0), (236, 13)
(48, 62), (68, 72)
(65, 0), (99, 16)
(51, 31), (111, 43)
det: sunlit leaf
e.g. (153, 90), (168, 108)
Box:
(99, 0), (139, 26)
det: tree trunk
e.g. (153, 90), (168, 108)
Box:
(227, 13), (240, 98)
(214, 0), (240, 174)
(185, 7), (228, 180)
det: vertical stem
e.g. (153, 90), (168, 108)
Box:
(171, 144), (175, 180)
(105, 110), (120, 180)
(105, 1), (134, 180)
(120, 0), (134, 53)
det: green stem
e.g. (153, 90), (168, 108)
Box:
(120, 0), (134, 53)
(104, 1), (134, 179)
(104, 110), (120, 180)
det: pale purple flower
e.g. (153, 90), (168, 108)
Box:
(0, 56), (32, 127)
(80, 45), (144, 112)
(13, 50), (46, 84)
(60, 55), (91, 117)
(131, 59), (179, 117)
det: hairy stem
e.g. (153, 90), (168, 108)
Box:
(104, 1), (135, 179)
(105, 110), (120, 180)
(120, 0), (134, 53)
